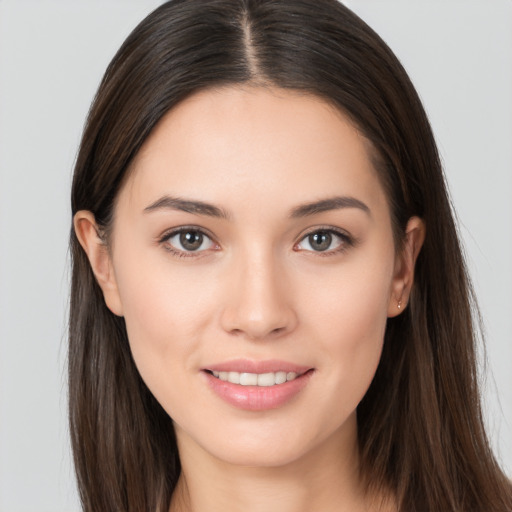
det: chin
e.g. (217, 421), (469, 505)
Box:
(206, 439), (312, 468)
(177, 410), (354, 470)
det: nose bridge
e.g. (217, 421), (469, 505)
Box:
(220, 242), (296, 340)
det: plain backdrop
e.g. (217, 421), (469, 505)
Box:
(0, 1), (510, 510)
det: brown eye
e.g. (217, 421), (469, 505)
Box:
(295, 228), (351, 254)
(179, 231), (204, 251)
(165, 229), (215, 254)
(308, 231), (332, 251)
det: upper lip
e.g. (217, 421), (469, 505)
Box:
(203, 359), (313, 375)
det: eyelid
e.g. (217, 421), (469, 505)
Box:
(294, 226), (355, 255)
(157, 224), (355, 259)
(158, 225), (220, 258)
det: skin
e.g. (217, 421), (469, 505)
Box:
(75, 86), (425, 512)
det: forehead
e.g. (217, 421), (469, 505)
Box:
(120, 86), (388, 218)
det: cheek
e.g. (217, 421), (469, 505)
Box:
(304, 250), (393, 411)
(306, 246), (393, 340)
(111, 251), (215, 395)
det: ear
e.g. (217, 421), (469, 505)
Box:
(73, 211), (124, 316)
(387, 216), (426, 317)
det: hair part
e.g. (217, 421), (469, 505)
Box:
(69, 1), (512, 511)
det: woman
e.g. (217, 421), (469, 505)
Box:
(69, 0), (512, 510)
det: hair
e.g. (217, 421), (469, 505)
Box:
(69, 1), (512, 510)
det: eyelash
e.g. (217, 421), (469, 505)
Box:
(158, 226), (355, 259)
(294, 227), (355, 257)
(158, 226), (218, 259)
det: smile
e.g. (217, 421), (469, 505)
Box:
(203, 361), (314, 411)
(207, 370), (301, 387)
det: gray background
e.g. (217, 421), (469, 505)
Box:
(0, 1), (510, 510)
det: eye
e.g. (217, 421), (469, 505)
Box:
(161, 228), (217, 257)
(295, 228), (352, 254)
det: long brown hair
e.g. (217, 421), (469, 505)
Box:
(69, 1), (512, 510)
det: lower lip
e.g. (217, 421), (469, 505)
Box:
(203, 370), (314, 411)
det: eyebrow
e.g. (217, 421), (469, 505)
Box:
(289, 196), (371, 218)
(144, 196), (231, 219)
(143, 194), (370, 219)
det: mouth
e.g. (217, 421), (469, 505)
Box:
(204, 369), (308, 387)
(202, 361), (314, 411)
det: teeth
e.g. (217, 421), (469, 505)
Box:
(240, 373), (258, 386)
(275, 371), (287, 384)
(212, 370), (301, 386)
(257, 372), (275, 387)
(228, 371), (240, 384)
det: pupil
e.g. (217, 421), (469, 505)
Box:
(180, 231), (203, 251)
(310, 231), (331, 251)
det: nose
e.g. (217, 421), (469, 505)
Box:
(219, 248), (298, 341)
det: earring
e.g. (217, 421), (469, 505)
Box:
(397, 299), (402, 310)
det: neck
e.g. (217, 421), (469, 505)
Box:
(169, 414), (395, 512)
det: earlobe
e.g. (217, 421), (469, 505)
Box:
(388, 216), (426, 318)
(73, 211), (124, 316)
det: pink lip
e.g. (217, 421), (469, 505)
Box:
(202, 359), (314, 411)
(204, 359), (311, 375)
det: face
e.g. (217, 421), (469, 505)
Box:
(79, 86), (415, 468)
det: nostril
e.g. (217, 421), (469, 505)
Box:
(219, 282), (298, 340)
